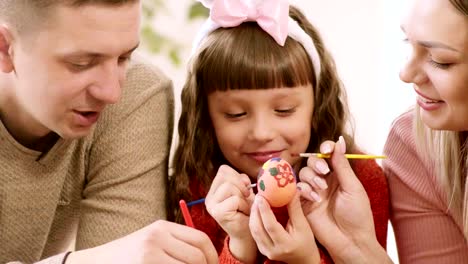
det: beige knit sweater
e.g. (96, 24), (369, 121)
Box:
(0, 57), (174, 264)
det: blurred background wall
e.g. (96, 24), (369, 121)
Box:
(138, 1), (417, 262)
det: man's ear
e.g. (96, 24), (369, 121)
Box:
(0, 25), (14, 73)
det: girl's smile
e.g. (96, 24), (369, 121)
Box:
(208, 85), (314, 178)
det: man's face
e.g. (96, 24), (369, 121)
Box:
(8, 2), (141, 140)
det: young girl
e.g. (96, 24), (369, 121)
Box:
(168, 0), (389, 263)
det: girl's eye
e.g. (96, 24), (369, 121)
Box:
(429, 59), (452, 69)
(275, 108), (296, 115)
(225, 112), (246, 118)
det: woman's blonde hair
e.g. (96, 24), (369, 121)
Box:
(167, 6), (354, 223)
(414, 108), (468, 239)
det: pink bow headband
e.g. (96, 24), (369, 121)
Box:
(191, 0), (321, 83)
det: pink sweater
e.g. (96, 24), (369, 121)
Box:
(383, 110), (468, 263)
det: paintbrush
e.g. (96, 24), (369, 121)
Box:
(293, 153), (387, 159)
(186, 183), (257, 207)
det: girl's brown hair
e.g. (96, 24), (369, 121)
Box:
(168, 6), (354, 223)
(449, 0), (468, 15)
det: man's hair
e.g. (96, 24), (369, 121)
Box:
(0, 0), (138, 34)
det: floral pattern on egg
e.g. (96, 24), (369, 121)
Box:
(257, 157), (297, 207)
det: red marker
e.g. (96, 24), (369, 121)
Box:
(179, 199), (195, 228)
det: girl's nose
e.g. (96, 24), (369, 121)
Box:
(248, 115), (276, 143)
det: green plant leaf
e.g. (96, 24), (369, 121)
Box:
(188, 2), (209, 20)
(142, 0), (166, 17)
(168, 48), (182, 66)
(141, 24), (164, 53)
(140, 0), (203, 67)
(142, 4), (155, 19)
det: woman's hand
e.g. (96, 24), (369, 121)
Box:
(67, 220), (218, 264)
(249, 193), (320, 264)
(205, 165), (257, 263)
(297, 137), (391, 264)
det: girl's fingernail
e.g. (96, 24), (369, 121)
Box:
(315, 159), (330, 174)
(339, 136), (346, 154)
(256, 195), (264, 207)
(297, 186), (302, 191)
(310, 191), (321, 202)
(313, 176), (328, 189)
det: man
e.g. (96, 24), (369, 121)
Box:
(0, 1), (217, 263)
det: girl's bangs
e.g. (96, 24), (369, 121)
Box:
(195, 22), (314, 94)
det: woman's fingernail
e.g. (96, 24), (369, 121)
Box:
(339, 136), (346, 154)
(310, 191), (321, 202)
(313, 176), (328, 189)
(315, 159), (330, 174)
(322, 143), (332, 154)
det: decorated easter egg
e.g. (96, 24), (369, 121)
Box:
(257, 157), (297, 207)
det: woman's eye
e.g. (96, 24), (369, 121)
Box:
(429, 59), (452, 69)
(225, 112), (246, 118)
(428, 53), (453, 69)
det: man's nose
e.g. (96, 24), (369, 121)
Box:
(89, 62), (125, 104)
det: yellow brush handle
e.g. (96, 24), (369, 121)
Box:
(299, 153), (387, 159)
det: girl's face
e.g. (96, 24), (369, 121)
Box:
(400, 0), (468, 131)
(208, 85), (313, 179)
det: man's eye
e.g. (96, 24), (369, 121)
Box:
(68, 61), (93, 72)
(118, 56), (131, 64)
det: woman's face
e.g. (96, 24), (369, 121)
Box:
(400, 0), (468, 131)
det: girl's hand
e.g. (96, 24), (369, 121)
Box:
(249, 193), (320, 264)
(297, 137), (390, 263)
(205, 165), (257, 263)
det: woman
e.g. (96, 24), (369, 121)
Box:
(384, 0), (468, 262)
(299, 0), (468, 263)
